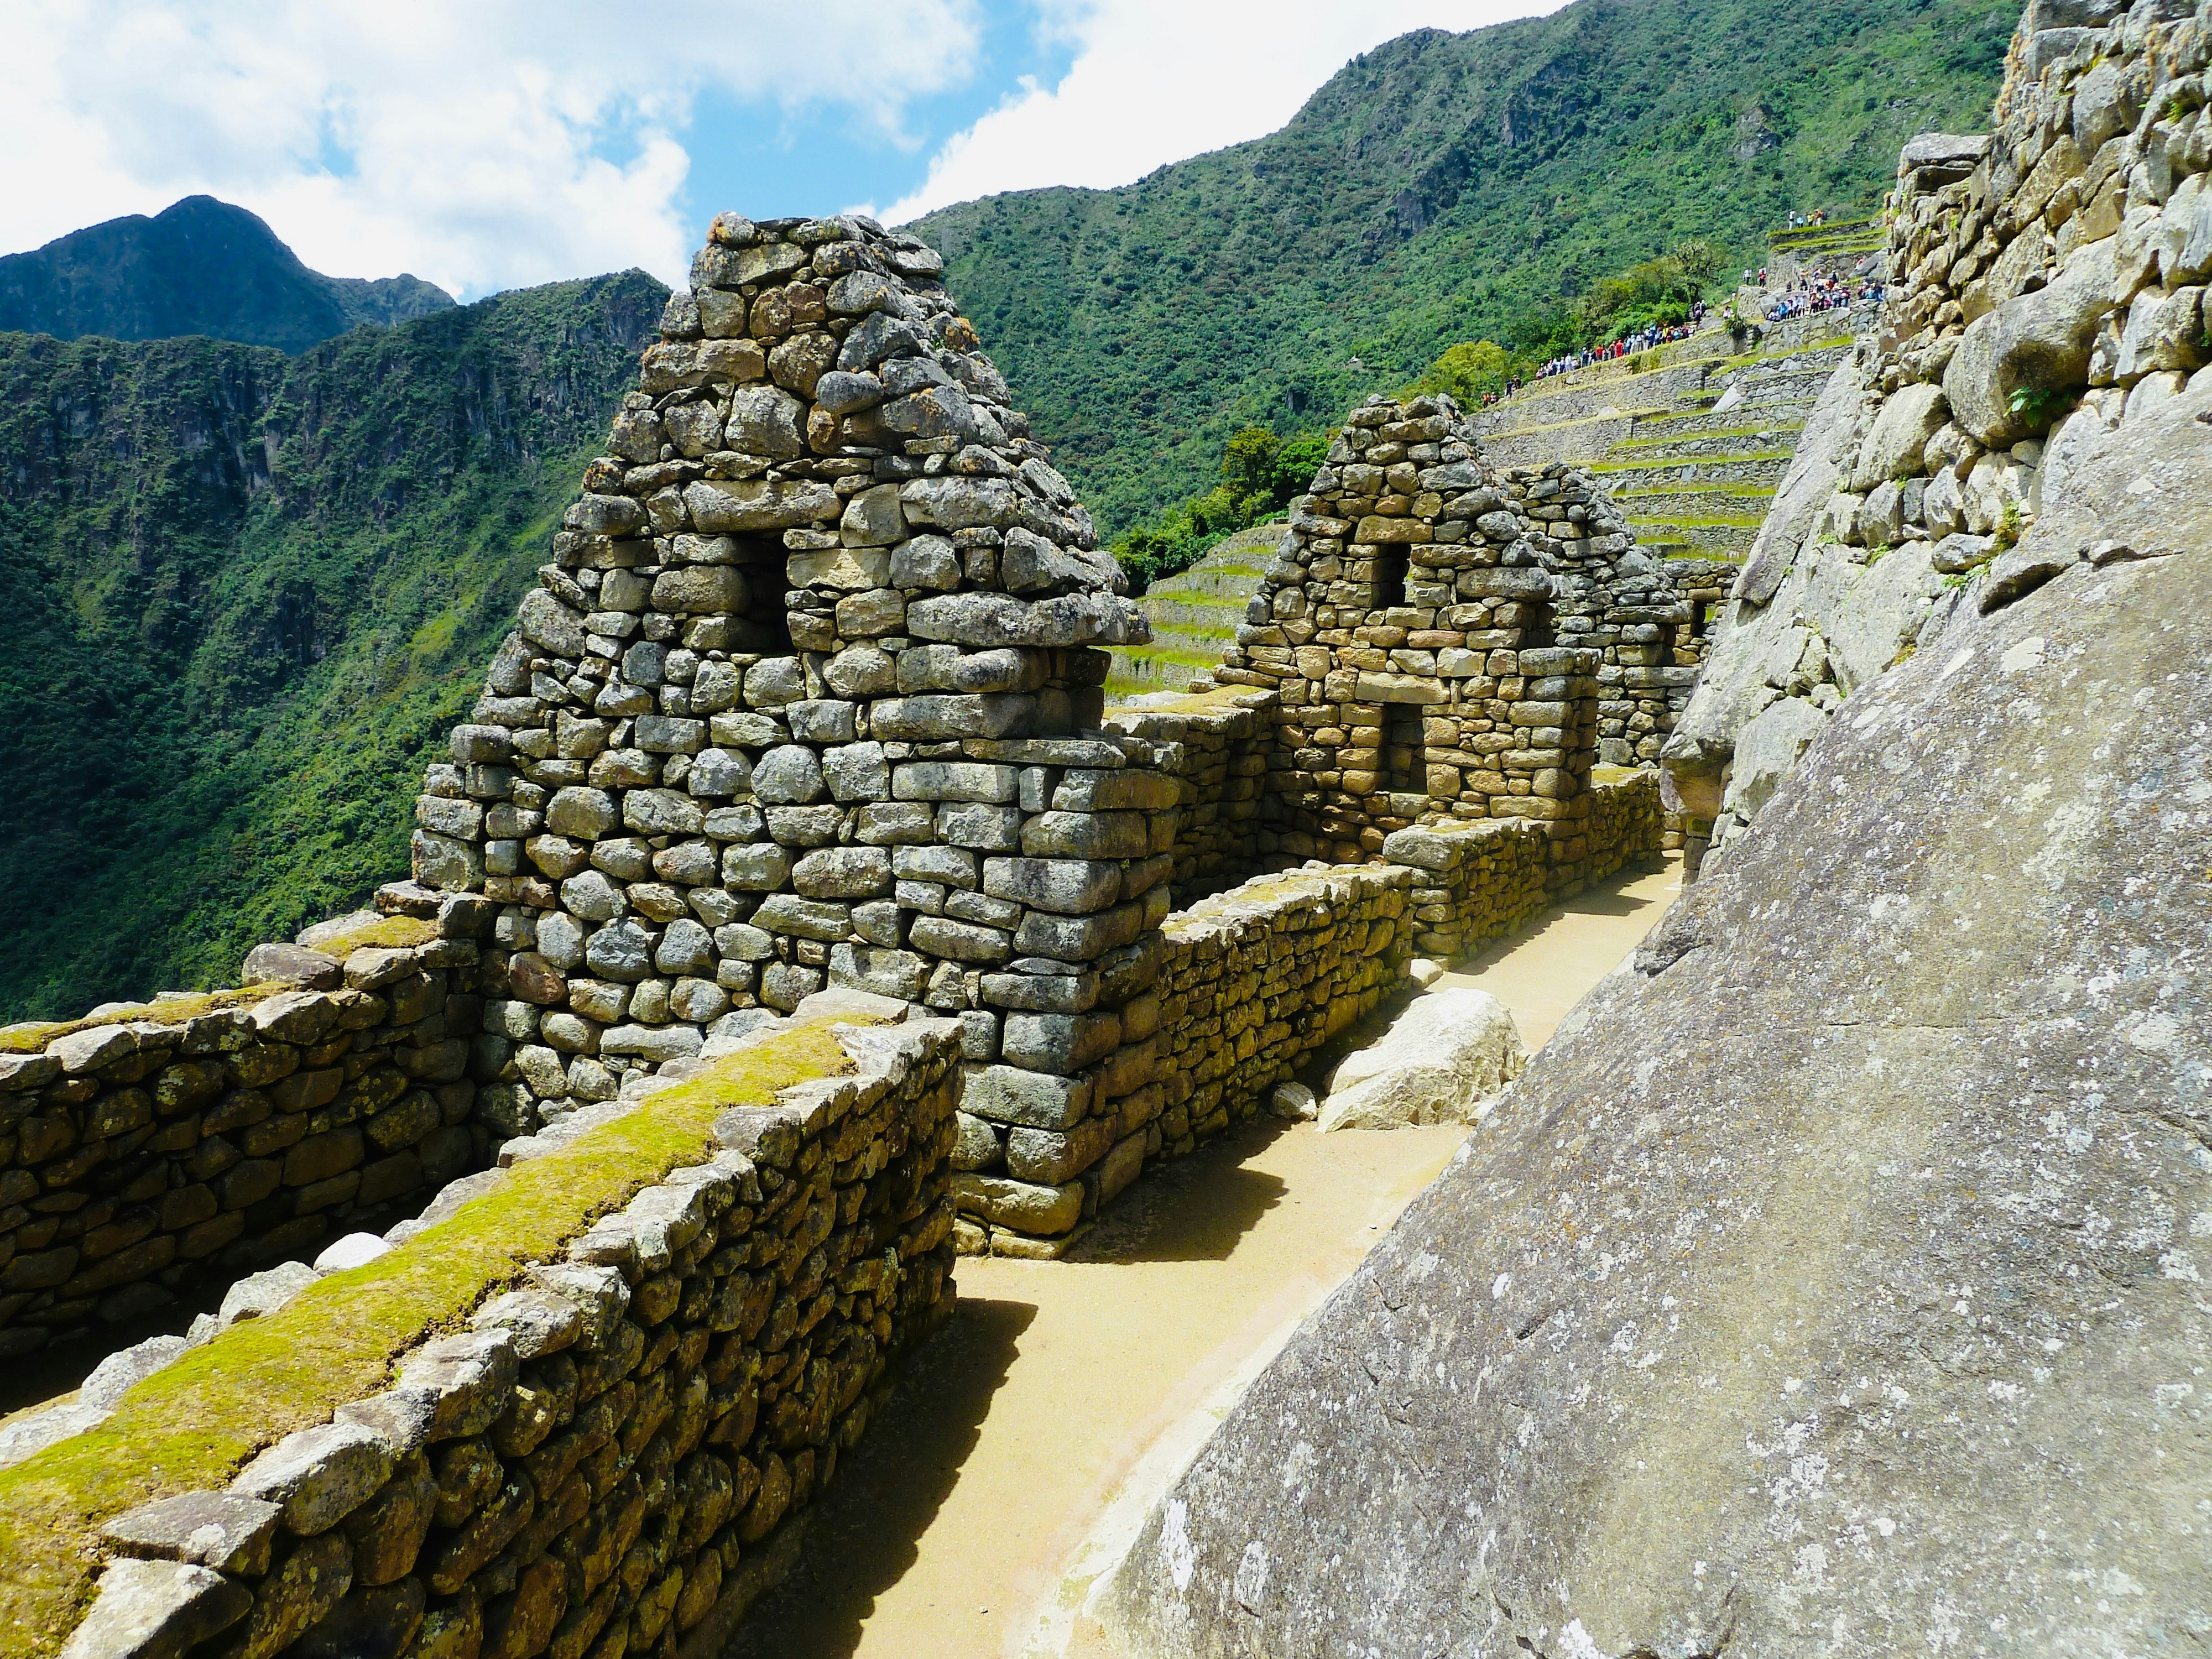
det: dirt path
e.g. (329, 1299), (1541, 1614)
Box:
(724, 855), (1685, 1659)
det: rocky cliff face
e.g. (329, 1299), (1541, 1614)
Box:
(1663, 0), (2211, 858)
(1096, 0), (2212, 1648)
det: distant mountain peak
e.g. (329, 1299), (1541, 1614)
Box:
(0, 196), (455, 353)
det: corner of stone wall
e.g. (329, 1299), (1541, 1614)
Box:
(0, 883), (503, 1358)
(25, 1010), (963, 1659)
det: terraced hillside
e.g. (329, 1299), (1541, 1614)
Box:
(1106, 522), (1286, 697)
(1764, 212), (1888, 268)
(1472, 316), (1863, 565)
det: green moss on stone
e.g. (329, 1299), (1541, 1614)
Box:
(0, 1015), (873, 1659)
(306, 914), (439, 959)
(0, 987), (278, 1056)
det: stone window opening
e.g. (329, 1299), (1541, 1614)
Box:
(727, 533), (795, 654)
(1517, 597), (1555, 649)
(1372, 547), (1408, 609)
(1382, 703), (1426, 794)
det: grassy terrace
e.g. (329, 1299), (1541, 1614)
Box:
(1629, 509), (1769, 530)
(0, 1015), (878, 1659)
(1768, 215), (1881, 247)
(1597, 458), (1796, 483)
(1707, 336), (1857, 374)
(1485, 405), (1672, 440)
(1613, 481), (1779, 501)
(1609, 426), (1803, 450)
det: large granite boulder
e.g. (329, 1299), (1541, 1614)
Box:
(1315, 987), (1525, 1133)
(1096, 514), (2212, 1653)
(1942, 235), (2120, 446)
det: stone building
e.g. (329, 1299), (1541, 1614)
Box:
(1212, 393), (1710, 883)
(407, 212), (1181, 1176)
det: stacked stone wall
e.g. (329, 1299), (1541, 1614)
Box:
(1210, 395), (1699, 889)
(1099, 688), (1275, 900)
(385, 213), (1195, 1250)
(1666, 0), (2212, 865)
(1152, 865), (1412, 1157)
(0, 888), (498, 1355)
(1584, 770), (1666, 881)
(31, 1014), (960, 1659)
(944, 785), (1658, 1256)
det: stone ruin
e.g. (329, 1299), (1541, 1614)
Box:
(422, 211), (1189, 1183)
(1097, 0), (2212, 1646)
(0, 190), (1699, 1659)
(1213, 394), (1710, 883)
(0, 217), (1682, 1391)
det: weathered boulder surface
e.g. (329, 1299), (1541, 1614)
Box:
(1097, 539), (2212, 1655)
(1316, 987), (1525, 1133)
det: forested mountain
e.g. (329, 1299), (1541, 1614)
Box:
(0, 196), (455, 354)
(0, 0), (2021, 1018)
(913, 0), (2017, 536)
(0, 271), (663, 1018)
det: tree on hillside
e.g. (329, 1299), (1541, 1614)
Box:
(1412, 339), (1514, 402)
(1114, 425), (1332, 591)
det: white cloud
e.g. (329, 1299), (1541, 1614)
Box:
(0, 0), (985, 299)
(879, 0), (1565, 224)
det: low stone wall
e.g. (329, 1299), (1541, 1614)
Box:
(1585, 768), (1665, 884)
(18, 1012), (960, 1659)
(1101, 688), (1274, 901)
(0, 889), (498, 1355)
(1377, 820), (1551, 959)
(1152, 864), (1413, 1159)
(947, 784), (1665, 1256)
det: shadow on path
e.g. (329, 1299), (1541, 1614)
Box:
(722, 1295), (1037, 1659)
(1072, 1119), (1291, 1265)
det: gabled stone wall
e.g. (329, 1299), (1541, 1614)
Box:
(1210, 394), (1695, 886)
(404, 216), (1174, 1189)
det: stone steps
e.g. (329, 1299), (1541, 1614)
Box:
(1464, 319), (1854, 572)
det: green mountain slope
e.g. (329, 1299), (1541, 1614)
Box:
(0, 196), (456, 354)
(912, 0), (2015, 538)
(0, 269), (664, 1020)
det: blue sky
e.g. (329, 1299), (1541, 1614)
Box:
(0, 1), (1556, 301)
(678, 1), (1080, 228)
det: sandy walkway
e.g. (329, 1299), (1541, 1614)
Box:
(723, 854), (1684, 1659)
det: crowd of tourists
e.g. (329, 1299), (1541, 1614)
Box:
(1514, 302), (1711, 389)
(1763, 271), (1882, 321)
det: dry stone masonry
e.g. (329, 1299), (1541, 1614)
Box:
(0, 888), (495, 1356)
(1212, 395), (1698, 885)
(1097, 3), (2212, 1644)
(1665, 0), (2212, 864)
(46, 1014), (960, 1659)
(395, 215), (1203, 1251)
(9, 202), (1689, 1659)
